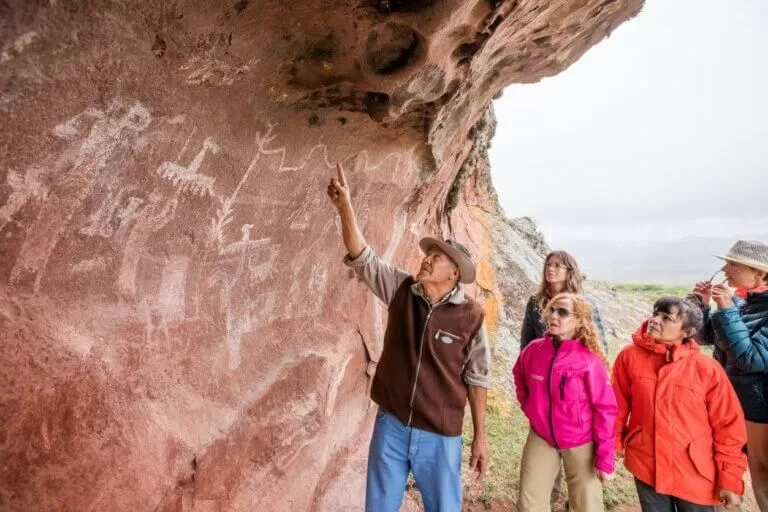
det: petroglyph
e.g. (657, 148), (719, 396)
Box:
(79, 188), (145, 240)
(218, 228), (270, 258)
(120, 133), (221, 300)
(52, 107), (106, 140)
(155, 255), (190, 324)
(209, 123), (274, 250)
(11, 99), (151, 291)
(181, 56), (259, 87)
(117, 192), (174, 300)
(1, 31), (39, 64)
(156, 137), (218, 198)
(70, 256), (109, 275)
(0, 167), (47, 232)
(287, 259), (328, 319)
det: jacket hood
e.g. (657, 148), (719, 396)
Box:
(632, 320), (700, 361)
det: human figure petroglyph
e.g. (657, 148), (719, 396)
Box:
(79, 187), (145, 240)
(10, 99), (151, 291)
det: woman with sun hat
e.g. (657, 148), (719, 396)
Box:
(693, 240), (768, 510)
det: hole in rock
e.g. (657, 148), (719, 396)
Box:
(366, 23), (422, 75)
(364, 92), (391, 122)
(372, 0), (435, 14)
(452, 42), (479, 61)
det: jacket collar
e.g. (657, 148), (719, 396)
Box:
(632, 321), (699, 361)
(542, 335), (585, 353)
(411, 282), (466, 305)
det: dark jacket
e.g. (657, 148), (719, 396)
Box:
(520, 295), (608, 354)
(702, 290), (768, 423)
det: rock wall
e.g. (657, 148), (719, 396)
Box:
(0, 1), (641, 510)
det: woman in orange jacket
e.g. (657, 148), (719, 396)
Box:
(612, 296), (747, 511)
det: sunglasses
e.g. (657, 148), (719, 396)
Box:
(547, 306), (572, 318)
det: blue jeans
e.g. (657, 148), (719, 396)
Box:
(365, 408), (463, 512)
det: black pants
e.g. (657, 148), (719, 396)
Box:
(635, 478), (716, 512)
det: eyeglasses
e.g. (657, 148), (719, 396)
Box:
(544, 263), (568, 271)
(547, 306), (572, 318)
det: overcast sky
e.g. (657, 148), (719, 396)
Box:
(489, 0), (767, 244)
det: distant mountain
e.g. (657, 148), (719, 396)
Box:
(552, 234), (768, 286)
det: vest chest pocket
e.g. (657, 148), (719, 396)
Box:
(433, 329), (465, 367)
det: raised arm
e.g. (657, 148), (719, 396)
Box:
(328, 163), (410, 305)
(327, 163), (366, 258)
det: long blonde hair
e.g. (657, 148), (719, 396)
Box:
(535, 251), (585, 313)
(544, 293), (609, 370)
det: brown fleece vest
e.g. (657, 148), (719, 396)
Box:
(370, 277), (485, 436)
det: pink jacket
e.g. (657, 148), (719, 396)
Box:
(513, 336), (618, 472)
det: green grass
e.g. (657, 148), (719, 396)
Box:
(612, 283), (690, 301)
(462, 402), (530, 506)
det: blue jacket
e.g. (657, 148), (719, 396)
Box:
(703, 290), (768, 423)
(520, 295), (608, 354)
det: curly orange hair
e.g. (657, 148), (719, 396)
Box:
(544, 292), (610, 370)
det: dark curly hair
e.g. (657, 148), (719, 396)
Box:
(652, 296), (704, 340)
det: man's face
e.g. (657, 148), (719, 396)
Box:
(416, 246), (459, 287)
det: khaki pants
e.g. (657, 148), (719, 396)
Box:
(518, 430), (604, 512)
(748, 421), (768, 512)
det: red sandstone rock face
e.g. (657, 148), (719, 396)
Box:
(0, 1), (641, 510)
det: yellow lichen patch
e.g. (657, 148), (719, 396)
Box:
(482, 293), (501, 345)
(486, 378), (512, 416)
(468, 206), (502, 345)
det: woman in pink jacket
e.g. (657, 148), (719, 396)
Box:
(513, 293), (618, 512)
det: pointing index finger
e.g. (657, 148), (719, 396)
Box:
(336, 163), (347, 186)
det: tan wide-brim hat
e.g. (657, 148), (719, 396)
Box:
(715, 240), (768, 273)
(419, 237), (476, 284)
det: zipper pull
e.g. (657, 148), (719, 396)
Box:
(665, 346), (671, 362)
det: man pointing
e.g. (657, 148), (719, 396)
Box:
(327, 164), (491, 512)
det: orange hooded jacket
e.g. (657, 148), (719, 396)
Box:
(612, 322), (748, 505)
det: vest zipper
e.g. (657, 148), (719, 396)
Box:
(408, 300), (438, 426)
(548, 343), (561, 449)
